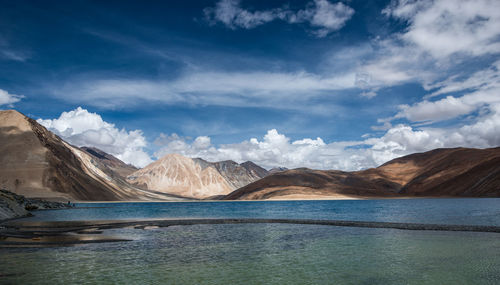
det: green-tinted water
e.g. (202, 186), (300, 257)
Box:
(2, 223), (499, 284)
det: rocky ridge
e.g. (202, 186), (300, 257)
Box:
(0, 189), (70, 221)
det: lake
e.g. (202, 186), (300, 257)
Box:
(1, 199), (499, 284)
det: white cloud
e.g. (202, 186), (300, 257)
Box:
(154, 105), (500, 171)
(358, 0), (500, 90)
(154, 129), (371, 170)
(0, 38), (29, 62)
(396, 96), (477, 122)
(384, 0), (500, 58)
(204, 0), (277, 29)
(426, 60), (500, 98)
(204, 0), (354, 37)
(0, 49), (29, 62)
(392, 59), (500, 123)
(37, 107), (152, 167)
(49, 70), (356, 109)
(0, 89), (23, 107)
(296, 0), (355, 37)
(366, 105), (500, 165)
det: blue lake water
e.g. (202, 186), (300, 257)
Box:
(2, 199), (500, 284)
(26, 198), (500, 226)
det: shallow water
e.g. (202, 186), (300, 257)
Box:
(2, 199), (500, 284)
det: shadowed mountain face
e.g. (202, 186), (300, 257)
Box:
(269, 167), (289, 174)
(0, 110), (189, 202)
(127, 155), (268, 199)
(81, 147), (137, 178)
(224, 147), (500, 200)
(196, 158), (268, 189)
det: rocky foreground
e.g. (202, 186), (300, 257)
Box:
(0, 189), (71, 221)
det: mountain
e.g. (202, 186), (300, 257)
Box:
(241, 161), (269, 178)
(0, 110), (188, 201)
(194, 158), (268, 189)
(269, 167), (288, 174)
(224, 147), (500, 200)
(81, 146), (137, 178)
(127, 154), (268, 199)
(127, 154), (232, 199)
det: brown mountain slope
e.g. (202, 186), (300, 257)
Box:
(0, 110), (188, 201)
(203, 159), (268, 189)
(224, 147), (500, 200)
(241, 161), (269, 178)
(81, 146), (137, 178)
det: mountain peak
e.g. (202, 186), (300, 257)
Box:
(127, 153), (232, 199)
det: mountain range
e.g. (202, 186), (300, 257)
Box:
(126, 154), (268, 199)
(225, 147), (500, 200)
(1, 110), (499, 201)
(0, 110), (187, 201)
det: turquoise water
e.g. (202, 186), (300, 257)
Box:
(1, 199), (500, 284)
(26, 198), (500, 225)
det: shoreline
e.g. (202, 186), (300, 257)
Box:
(72, 196), (489, 203)
(2, 217), (499, 247)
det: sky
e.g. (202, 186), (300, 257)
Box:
(1, 0), (500, 169)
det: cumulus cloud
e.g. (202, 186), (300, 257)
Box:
(366, 106), (500, 165)
(154, 105), (500, 171)
(204, 0), (354, 37)
(37, 107), (152, 167)
(0, 89), (23, 107)
(154, 129), (371, 170)
(396, 96), (477, 122)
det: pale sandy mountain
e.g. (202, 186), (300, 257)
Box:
(0, 110), (188, 201)
(224, 147), (500, 200)
(127, 154), (234, 199)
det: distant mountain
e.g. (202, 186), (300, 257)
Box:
(224, 147), (500, 200)
(194, 158), (268, 189)
(81, 146), (137, 178)
(269, 167), (288, 174)
(241, 161), (270, 178)
(127, 154), (268, 199)
(127, 154), (232, 199)
(0, 110), (188, 201)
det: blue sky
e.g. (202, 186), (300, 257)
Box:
(1, 0), (500, 169)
